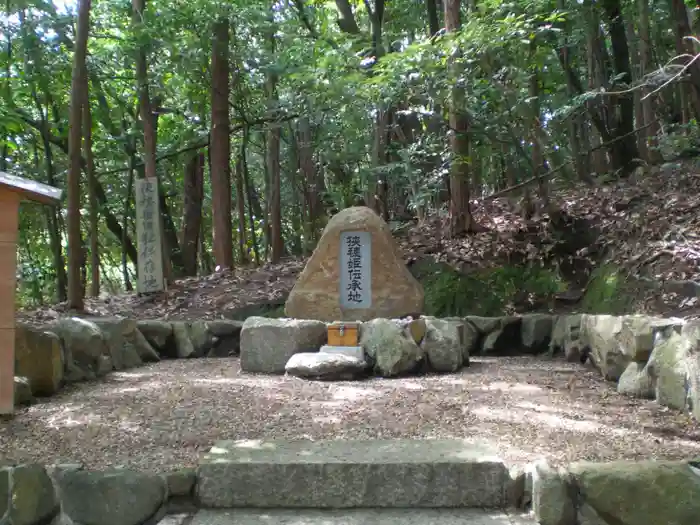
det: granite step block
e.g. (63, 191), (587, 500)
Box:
(188, 509), (535, 525)
(195, 439), (510, 509)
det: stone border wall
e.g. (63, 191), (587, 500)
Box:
(239, 313), (700, 422)
(14, 317), (243, 407)
(0, 462), (195, 525)
(555, 314), (700, 420)
(13, 312), (700, 425)
(3, 454), (699, 525)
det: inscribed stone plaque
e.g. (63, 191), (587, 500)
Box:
(135, 178), (165, 293)
(339, 231), (371, 309)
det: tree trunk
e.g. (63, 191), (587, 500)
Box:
(150, 106), (178, 281)
(267, 14), (284, 263)
(670, 0), (700, 122)
(261, 132), (271, 260)
(181, 152), (204, 276)
(19, 102), (139, 269)
(66, 0), (91, 310)
(132, 0), (157, 181)
(156, 182), (185, 276)
(625, 18), (648, 162)
(425, 0), (440, 36)
(234, 148), (248, 264)
(558, 0), (591, 182)
(530, 58), (548, 207)
(444, 0), (474, 236)
(334, 0), (360, 33)
(82, 82), (100, 297)
(297, 117), (321, 250)
(585, 1), (610, 174)
(600, 0), (639, 173)
(1, 0), (11, 171)
(241, 129), (260, 265)
(210, 18), (234, 269)
(20, 10), (68, 301)
(122, 155), (135, 291)
(35, 98), (68, 300)
(371, 109), (390, 217)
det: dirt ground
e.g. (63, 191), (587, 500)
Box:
(2, 356), (699, 473)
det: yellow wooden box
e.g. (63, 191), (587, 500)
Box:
(327, 322), (360, 347)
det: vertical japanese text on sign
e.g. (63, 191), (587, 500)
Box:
(339, 231), (371, 309)
(135, 178), (164, 293)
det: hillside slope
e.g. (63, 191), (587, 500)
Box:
(19, 159), (700, 324)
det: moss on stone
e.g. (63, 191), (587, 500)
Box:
(569, 460), (700, 525)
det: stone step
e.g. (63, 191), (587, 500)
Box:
(195, 439), (511, 509)
(183, 509), (535, 525)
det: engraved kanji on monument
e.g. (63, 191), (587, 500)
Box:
(285, 206), (424, 321)
(340, 231), (371, 309)
(135, 178), (165, 293)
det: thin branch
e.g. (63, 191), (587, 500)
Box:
(588, 37), (700, 99)
(481, 119), (661, 202)
(642, 50), (700, 101)
(96, 112), (302, 177)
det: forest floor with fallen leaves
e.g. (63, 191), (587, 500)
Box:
(18, 158), (700, 324)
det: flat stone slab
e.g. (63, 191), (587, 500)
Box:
(189, 509), (535, 525)
(196, 439), (510, 509)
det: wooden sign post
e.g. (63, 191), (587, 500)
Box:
(0, 172), (61, 417)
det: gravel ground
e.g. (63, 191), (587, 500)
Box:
(2, 356), (699, 472)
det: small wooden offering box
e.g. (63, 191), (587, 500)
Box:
(327, 322), (360, 347)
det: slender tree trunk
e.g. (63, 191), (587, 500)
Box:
(21, 11), (68, 301)
(585, 2), (610, 174)
(444, 0), (474, 235)
(1, 0), (11, 171)
(425, 0), (440, 36)
(267, 13), (284, 263)
(181, 152), (204, 276)
(66, 0), (91, 310)
(261, 132), (271, 260)
(210, 18), (234, 270)
(559, 1), (591, 183)
(297, 117), (320, 250)
(334, 0), (361, 33)
(122, 155), (135, 291)
(670, 0), (700, 122)
(150, 107), (178, 281)
(82, 83), (100, 297)
(638, 0), (661, 162)
(198, 222), (213, 275)
(529, 56), (548, 207)
(600, 0), (639, 173)
(234, 148), (248, 264)
(37, 100), (68, 300)
(625, 18), (648, 161)
(241, 128), (260, 265)
(369, 1), (389, 218)
(132, 0), (157, 181)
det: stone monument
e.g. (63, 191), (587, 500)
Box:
(285, 206), (424, 321)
